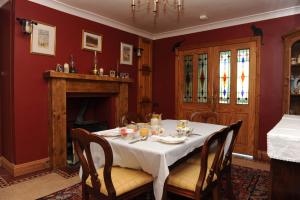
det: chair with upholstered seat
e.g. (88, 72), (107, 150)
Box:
(190, 111), (218, 124)
(72, 128), (153, 200)
(164, 126), (230, 200)
(185, 120), (243, 199)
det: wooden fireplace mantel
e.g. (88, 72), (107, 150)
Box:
(44, 70), (132, 169)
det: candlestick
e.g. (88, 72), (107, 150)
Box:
(92, 51), (98, 75)
(94, 51), (98, 66)
(116, 60), (119, 77)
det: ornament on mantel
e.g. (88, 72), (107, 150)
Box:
(69, 54), (77, 73)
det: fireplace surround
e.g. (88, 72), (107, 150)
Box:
(44, 71), (132, 169)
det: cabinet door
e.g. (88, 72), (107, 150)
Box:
(213, 41), (257, 155)
(176, 48), (214, 119)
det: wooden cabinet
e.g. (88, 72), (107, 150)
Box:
(270, 159), (300, 199)
(283, 29), (300, 115)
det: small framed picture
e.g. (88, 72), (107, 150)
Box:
(31, 22), (56, 56)
(82, 30), (102, 52)
(120, 42), (133, 65)
(109, 70), (116, 77)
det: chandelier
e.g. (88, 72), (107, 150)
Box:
(131, 0), (184, 17)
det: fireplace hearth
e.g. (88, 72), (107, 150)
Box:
(67, 99), (109, 165)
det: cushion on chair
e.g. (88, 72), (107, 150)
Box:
(168, 155), (216, 192)
(86, 166), (153, 196)
(186, 152), (216, 166)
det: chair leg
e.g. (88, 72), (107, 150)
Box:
(225, 168), (235, 200)
(82, 184), (89, 200)
(212, 184), (220, 200)
(162, 179), (168, 200)
(146, 189), (154, 200)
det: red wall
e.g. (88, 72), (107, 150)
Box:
(13, 0), (139, 164)
(153, 14), (300, 151)
(0, 1), (14, 162)
(7, 0), (300, 164)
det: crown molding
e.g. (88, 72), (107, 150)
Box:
(153, 6), (300, 40)
(0, 0), (9, 8)
(28, 1), (300, 40)
(28, 0), (154, 39)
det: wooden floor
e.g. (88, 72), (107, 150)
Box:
(0, 156), (269, 200)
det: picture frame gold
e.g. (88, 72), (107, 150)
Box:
(120, 42), (133, 65)
(30, 22), (56, 56)
(82, 30), (103, 52)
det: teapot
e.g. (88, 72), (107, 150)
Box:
(152, 113), (162, 119)
(150, 113), (162, 126)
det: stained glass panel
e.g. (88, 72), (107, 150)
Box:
(219, 51), (231, 104)
(237, 49), (250, 104)
(197, 53), (208, 103)
(183, 55), (193, 102)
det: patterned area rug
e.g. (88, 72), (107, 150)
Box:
(38, 165), (269, 200)
(230, 165), (269, 199)
(0, 165), (79, 188)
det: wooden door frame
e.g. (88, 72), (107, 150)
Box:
(137, 37), (153, 116)
(282, 29), (300, 114)
(175, 37), (261, 158)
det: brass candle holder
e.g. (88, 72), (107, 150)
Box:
(92, 63), (98, 75)
(92, 51), (98, 75)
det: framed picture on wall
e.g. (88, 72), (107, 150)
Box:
(30, 22), (56, 56)
(120, 42), (133, 65)
(82, 30), (102, 52)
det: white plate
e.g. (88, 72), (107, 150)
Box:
(152, 135), (187, 144)
(93, 128), (120, 137)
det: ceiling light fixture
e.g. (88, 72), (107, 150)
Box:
(131, 0), (184, 18)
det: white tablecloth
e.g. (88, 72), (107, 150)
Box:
(267, 115), (300, 163)
(81, 119), (225, 200)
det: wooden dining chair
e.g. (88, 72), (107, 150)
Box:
(120, 113), (146, 126)
(72, 128), (153, 200)
(220, 120), (242, 200)
(185, 120), (243, 199)
(164, 126), (230, 200)
(190, 111), (218, 124)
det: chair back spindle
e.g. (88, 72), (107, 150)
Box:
(222, 120), (243, 169)
(195, 126), (230, 198)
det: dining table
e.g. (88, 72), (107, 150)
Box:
(80, 119), (226, 200)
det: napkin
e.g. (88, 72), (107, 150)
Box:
(152, 135), (187, 144)
(93, 128), (120, 137)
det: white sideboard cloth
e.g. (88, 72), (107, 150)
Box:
(267, 114), (300, 163)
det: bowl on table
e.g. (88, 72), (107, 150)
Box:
(120, 127), (137, 139)
(176, 127), (193, 137)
